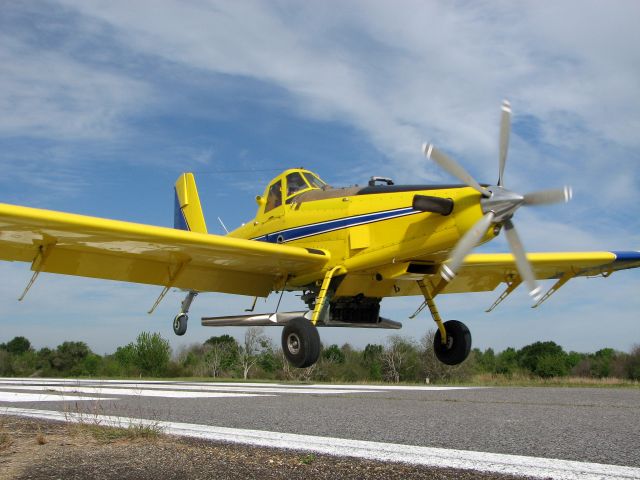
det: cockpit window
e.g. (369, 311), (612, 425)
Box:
(303, 172), (327, 189)
(286, 172), (309, 198)
(265, 180), (282, 213)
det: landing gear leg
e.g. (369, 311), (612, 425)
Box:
(280, 266), (344, 368)
(416, 280), (448, 344)
(416, 280), (471, 365)
(173, 290), (197, 336)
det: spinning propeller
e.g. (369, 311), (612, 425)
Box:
(423, 100), (572, 302)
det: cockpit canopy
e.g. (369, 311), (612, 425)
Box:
(258, 169), (328, 213)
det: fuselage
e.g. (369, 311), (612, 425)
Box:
(228, 169), (494, 297)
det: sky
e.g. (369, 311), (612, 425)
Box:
(1, 1), (639, 356)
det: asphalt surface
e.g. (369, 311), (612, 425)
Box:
(1, 379), (639, 469)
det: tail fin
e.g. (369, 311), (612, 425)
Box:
(174, 173), (208, 234)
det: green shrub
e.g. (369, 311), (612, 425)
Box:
(133, 332), (171, 377)
(626, 345), (640, 380)
(534, 353), (569, 378)
(322, 344), (346, 364)
(6, 336), (31, 355)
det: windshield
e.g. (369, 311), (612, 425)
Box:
(286, 172), (309, 197)
(303, 172), (327, 189)
(264, 180), (282, 213)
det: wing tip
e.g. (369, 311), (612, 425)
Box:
(612, 251), (640, 263)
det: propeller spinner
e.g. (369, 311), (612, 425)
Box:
(423, 100), (572, 302)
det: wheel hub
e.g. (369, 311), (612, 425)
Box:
(445, 335), (454, 350)
(287, 333), (301, 355)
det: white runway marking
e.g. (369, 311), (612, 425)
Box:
(0, 385), (274, 399)
(0, 378), (483, 404)
(0, 378), (481, 395)
(2, 407), (638, 480)
(1, 383), (375, 395)
(0, 392), (102, 402)
(275, 383), (479, 391)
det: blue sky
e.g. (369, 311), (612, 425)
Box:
(1, 1), (639, 355)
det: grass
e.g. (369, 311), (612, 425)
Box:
(466, 373), (640, 388)
(62, 401), (165, 444)
(0, 432), (11, 450)
(72, 422), (163, 443)
(299, 453), (316, 465)
(0, 419), (12, 451)
(35, 425), (47, 445)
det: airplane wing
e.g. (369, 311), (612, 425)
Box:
(0, 203), (330, 297)
(337, 251), (640, 308)
(445, 251), (640, 294)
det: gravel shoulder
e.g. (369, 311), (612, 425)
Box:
(0, 415), (528, 480)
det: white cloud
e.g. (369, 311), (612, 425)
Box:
(0, 34), (150, 140)
(48, 1), (640, 194)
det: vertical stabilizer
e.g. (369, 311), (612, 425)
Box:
(174, 173), (208, 234)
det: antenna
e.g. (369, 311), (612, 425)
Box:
(217, 217), (229, 234)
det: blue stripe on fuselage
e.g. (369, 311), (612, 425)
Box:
(252, 207), (420, 244)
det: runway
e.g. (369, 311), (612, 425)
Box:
(1, 378), (639, 479)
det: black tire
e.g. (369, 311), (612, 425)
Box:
(173, 313), (188, 336)
(281, 317), (321, 368)
(433, 320), (471, 365)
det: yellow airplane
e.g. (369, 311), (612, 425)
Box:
(1, 101), (638, 369)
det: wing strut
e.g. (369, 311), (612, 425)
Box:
(148, 260), (190, 314)
(485, 278), (522, 313)
(532, 271), (575, 308)
(19, 241), (56, 301)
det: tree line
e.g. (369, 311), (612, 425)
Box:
(1, 329), (639, 382)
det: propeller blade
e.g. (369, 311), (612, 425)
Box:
(523, 186), (572, 206)
(441, 211), (495, 282)
(498, 100), (511, 187)
(503, 219), (542, 302)
(423, 143), (491, 197)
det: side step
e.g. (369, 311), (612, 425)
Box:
(201, 311), (402, 329)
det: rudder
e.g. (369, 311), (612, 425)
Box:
(174, 173), (208, 234)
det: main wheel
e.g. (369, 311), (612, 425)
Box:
(173, 313), (188, 336)
(281, 317), (321, 368)
(433, 320), (471, 365)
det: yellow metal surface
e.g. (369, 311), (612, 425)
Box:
(463, 252), (617, 267)
(334, 251), (624, 298)
(0, 202), (329, 297)
(417, 280), (447, 343)
(349, 224), (370, 250)
(228, 170), (627, 298)
(232, 175), (486, 288)
(311, 265), (346, 325)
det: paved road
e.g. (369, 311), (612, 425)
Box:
(1, 378), (639, 478)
